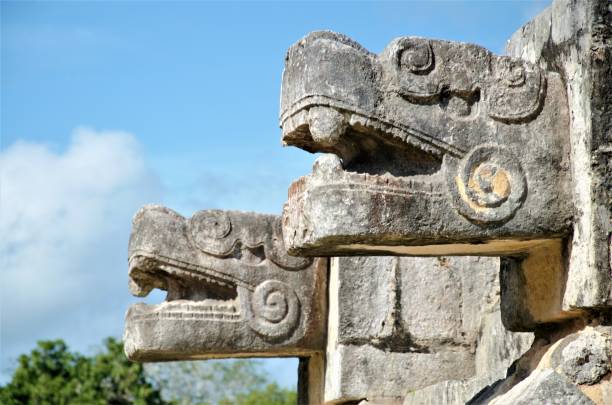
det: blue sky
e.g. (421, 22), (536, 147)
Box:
(1, 0), (550, 388)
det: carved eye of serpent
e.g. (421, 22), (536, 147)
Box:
(452, 145), (526, 224)
(396, 39), (433, 74)
(190, 210), (232, 240)
(248, 280), (300, 341)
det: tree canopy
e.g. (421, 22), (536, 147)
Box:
(0, 338), (166, 405)
(0, 338), (297, 405)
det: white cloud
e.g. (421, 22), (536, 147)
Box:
(0, 127), (299, 388)
(0, 128), (162, 378)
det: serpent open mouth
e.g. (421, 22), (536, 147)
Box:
(280, 102), (464, 255)
(280, 105), (540, 257)
(127, 253), (245, 323)
(282, 103), (451, 198)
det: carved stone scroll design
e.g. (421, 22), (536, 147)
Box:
(449, 144), (527, 224)
(488, 56), (546, 123)
(248, 280), (300, 340)
(186, 208), (312, 270)
(190, 209), (232, 241)
(281, 31), (571, 256)
(124, 3), (612, 403)
(394, 38), (435, 75)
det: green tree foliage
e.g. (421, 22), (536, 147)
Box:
(1, 338), (297, 405)
(0, 338), (168, 405)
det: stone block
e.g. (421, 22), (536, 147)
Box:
(325, 256), (533, 403)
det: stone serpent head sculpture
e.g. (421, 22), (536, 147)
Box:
(124, 205), (326, 361)
(280, 31), (577, 331)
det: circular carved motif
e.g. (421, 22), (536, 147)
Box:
(396, 39), (433, 74)
(452, 145), (526, 224)
(190, 210), (232, 241)
(248, 280), (300, 340)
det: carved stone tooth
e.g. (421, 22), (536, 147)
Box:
(164, 277), (184, 301)
(312, 153), (343, 177)
(307, 106), (347, 147)
(128, 276), (153, 298)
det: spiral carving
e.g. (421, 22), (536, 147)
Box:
(395, 38), (434, 74)
(248, 280), (300, 340)
(191, 210), (232, 240)
(452, 145), (526, 224)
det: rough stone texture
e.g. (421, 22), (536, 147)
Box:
(489, 369), (594, 405)
(473, 305), (534, 380)
(559, 328), (611, 385)
(400, 264), (534, 405)
(325, 344), (473, 403)
(463, 323), (612, 405)
(506, 0), (612, 311)
(541, 326), (612, 403)
(279, 28), (582, 331)
(124, 1), (610, 403)
(403, 378), (496, 405)
(281, 32), (572, 254)
(124, 207), (534, 404)
(124, 205), (327, 361)
(325, 256), (533, 404)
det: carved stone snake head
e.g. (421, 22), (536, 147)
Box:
(124, 205), (326, 361)
(280, 31), (572, 258)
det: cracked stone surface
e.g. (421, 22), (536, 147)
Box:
(278, 27), (578, 332)
(560, 329), (611, 385)
(489, 369), (594, 405)
(281, 32), (572, 254)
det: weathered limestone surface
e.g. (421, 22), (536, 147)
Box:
(490, 369), (594, 405)
(281, 32), (572, 253)
(278, 0), (609, 402)
(124, 205), (327, 362)
(279, 0), (611, 329)
(477, 325), (612, 405)
(124, 206), (533, 404)
(279, 27), (581, 331)
(560, 328), (611, 385)
(402, 298), (537, 405)
(505, 0), (612, 311)
(325, 256), (533, 404)
(124, 1), (610, 404)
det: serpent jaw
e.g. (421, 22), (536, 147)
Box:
(127, 254), (242, 323)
